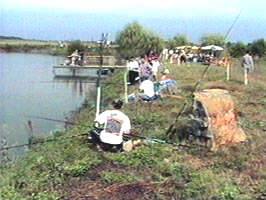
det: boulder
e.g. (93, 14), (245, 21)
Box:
(193, 89), (246, 150)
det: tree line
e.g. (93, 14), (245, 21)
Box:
(114, 22), (266, 59)
(65, 22), (266, 59)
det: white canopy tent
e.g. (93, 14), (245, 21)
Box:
(201, 45), (223, 51)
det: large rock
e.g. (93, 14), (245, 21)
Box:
(193, 89), (246, 150)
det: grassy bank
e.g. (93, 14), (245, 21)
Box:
(0, 39), (68, 56)
(1, 60), (266, 200)
(0, 39), (119, 57)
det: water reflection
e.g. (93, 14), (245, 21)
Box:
(53, 76), (97, 97)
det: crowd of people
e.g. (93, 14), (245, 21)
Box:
(161, 48), (223, 66)
(126, 54), (179, 102)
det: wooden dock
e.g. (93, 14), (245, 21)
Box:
(53, 65), (126, 78)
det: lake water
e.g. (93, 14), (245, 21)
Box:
(0, 53), (96, 160)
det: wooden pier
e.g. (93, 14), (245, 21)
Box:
(52, 65), (126, 78)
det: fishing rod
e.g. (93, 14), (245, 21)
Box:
(27, 115), (192, 148)
(166, 63), (212, 138)
(167, 9), (244, 137)
(0, 132), (89, 151)
(26, 115), (93, 128)
(225, 8), (243, 41)
(0, 130), (192, 152)
(123, 133), (192, 147)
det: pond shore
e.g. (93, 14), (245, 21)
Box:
(1, 61), (266, 199)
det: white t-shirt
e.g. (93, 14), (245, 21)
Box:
(151, 60), (160, 74)
(127, 60), (139, 71)
(95, 110), (131, 145)
(139, 79), (155, 97)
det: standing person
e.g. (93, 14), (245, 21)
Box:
(180, 50), (187, 65)
(139, 58), (152, 81)
(90, 100), (131, 152)
(151, 57), (160, 81)
(242, 51), (255, 73)
(242, 51), (255, 85)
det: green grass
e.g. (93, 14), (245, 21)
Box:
(1, 60), (266, 199)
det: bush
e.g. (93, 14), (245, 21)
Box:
(116, 22), (164, 59)
(67, 40), (86, 55)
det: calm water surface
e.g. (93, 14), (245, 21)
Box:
(0, 53), (96, 159)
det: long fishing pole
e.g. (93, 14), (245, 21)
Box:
(0, 132), (89, 151)
(167, 9), (244, 137)
(26, 116), (93, 128)
(225, 8), (243, 41)
(166, 63), (211, 138)
(223, 9), (243, 81)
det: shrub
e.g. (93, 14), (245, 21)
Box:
(67, 40), (86, 55)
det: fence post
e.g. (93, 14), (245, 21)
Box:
(226, 63), (230, 81)
(244, 68), (248, 85)
(124, 68), (128, 103)
(27, 120), (34, 149)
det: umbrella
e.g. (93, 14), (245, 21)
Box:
(191, 46), (199, 50)
(201, 45), (223, 51)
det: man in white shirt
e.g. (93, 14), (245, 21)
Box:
(242, 51), (255, 72)
(90, 100), (131, 152)
(138, 77), (158, 101)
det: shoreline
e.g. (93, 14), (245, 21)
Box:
(0, 47), (66, 56)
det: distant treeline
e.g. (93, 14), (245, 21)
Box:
(0, 35), (24, 40)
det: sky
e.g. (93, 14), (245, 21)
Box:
(1, 0), (266, 43)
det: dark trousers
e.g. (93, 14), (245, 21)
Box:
(128, 70), (139, 85)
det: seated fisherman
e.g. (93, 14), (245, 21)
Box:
(68, 49), (81, 66)
(90, 100), (131, 152)
(159, 69), (178, 96)
(138, 76), (159, 101)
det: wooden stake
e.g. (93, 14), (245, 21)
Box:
(226, 63), (230, 81)
(124, 69), (128, 104)
(96, 86), (101, 117)
(27, 120), (34, 149)
(244, 68), (248, 85)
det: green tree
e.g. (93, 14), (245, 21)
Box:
(116, 22), (164, 59)
(250, 38), (266, 57)
(67, 40), (86, 55)
(227, 42), (247, 58)
(201, 33), (226, 47)
(168, 34), (190, 49)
